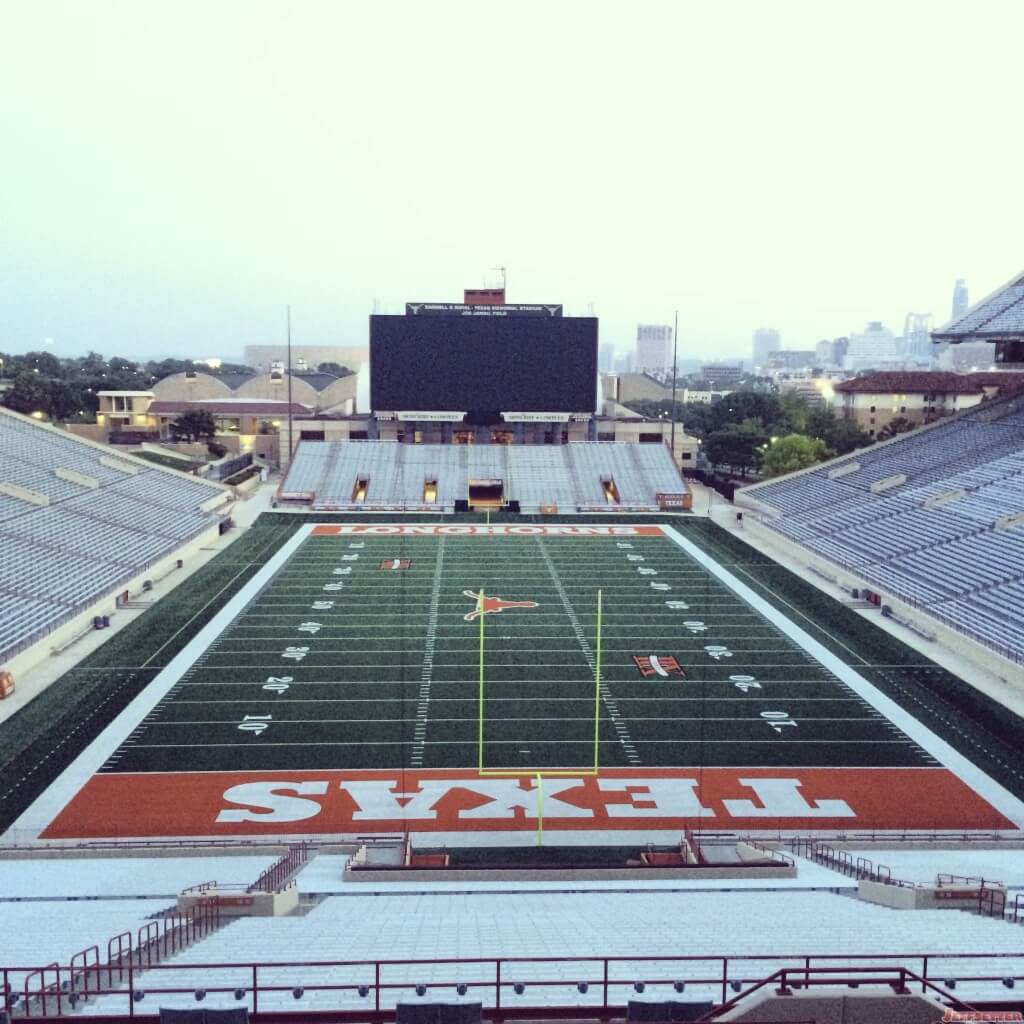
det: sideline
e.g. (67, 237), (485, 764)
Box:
(5, 523), (314, 842)
(660, 524), (1024, 832)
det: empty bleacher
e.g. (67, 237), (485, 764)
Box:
(738, 394), (1024, 663)
(279, 441), (686, 513)
(509, 448), (575, 511)
(0, 409), (229, 664)
(0, 899), (171, 992)
(77, 889), (1024, 1013)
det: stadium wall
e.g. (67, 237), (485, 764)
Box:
(3, 519), (223, 681)
(738, 512), (1024, 686)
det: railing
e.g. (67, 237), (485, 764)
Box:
(681, 828), (705, 865)
(742, 839), (795, 868)
(180, 880), (218, 895)
(248, 842), (312, 893)
(0, 831), (404, 853)
(938, 873), (1005, 889)
(979, 886), (1008, 919)
(4, 950), (1020, 1019)
(709, 963), (976, 1021)
(1009, 893), (1024, 925)
(789, 839), (913, 886)
(10, 899), (221, 1017)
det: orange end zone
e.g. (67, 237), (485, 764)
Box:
(40, 767), (1017, 839)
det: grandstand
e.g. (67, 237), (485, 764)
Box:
(736, 392), (1024, 666)
(278, 441), (689, 513)
(7, 851), (1024, 1019)
(0, 407), (231, 670)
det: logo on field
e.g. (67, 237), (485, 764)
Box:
(633, 654), (686, 679)
(379, 559), (412, 570)
(463, 590), (539, 621)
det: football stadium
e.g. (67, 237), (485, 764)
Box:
(4, 283), (1024, 1023)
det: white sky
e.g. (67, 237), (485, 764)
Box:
(2, 0), (1022, 363)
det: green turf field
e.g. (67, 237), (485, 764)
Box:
(4, 513), (1024, 837)
(95, 526), (938, 777)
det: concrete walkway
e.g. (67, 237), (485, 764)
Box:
(0, 479), (280, 726)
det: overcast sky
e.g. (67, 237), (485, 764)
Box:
(2, 0), (1022, 364)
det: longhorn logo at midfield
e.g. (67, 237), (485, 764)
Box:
(463, 590), (539, 621)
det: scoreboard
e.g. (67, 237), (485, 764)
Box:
(369, 311), (598, 418)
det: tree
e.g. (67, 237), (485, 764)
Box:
(761, 433), (832, 477)
(704, 423), (769, 478)
(46, 381), (81, 421)
(76, 351), (107, 376)
(3, 371), (55, 416)
(21, 350), (62, 377)
(805, 408), (871, 455)
(877, 417), (915, 442)
(169, 409), (216, 442)
(708, 391), (784, 434)
(317, 361), (353, 378)
(147, 358), (195, 381)
(778, 391), (812, 433)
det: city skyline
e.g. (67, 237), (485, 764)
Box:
(2, 1), (1022, 363)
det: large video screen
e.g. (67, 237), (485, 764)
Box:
(370, 314), (598, 416)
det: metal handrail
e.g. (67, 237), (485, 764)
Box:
(8, 949), (1024, 1018)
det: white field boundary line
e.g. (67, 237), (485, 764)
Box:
(411, 536), (445, 767)
(6, 524), (317, 842)
(659, 524), (1024, 829)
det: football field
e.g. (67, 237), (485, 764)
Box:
(22, 523), (1024, 841)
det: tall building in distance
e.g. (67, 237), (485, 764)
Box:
(952, 279), (969, 320)
(635, 324), (674, 376)
(815, 339), (837, 365)
(752, 328), (781, 369)
(598, 344), (615, 372)
(903, 313), (934, 363)
(845, 322), (898, 371)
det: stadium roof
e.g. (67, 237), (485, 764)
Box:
(293, 371), (344, 391)
(833, 370), (1024, 395)
(933, 269), (1024, 342)
(213, 371), (256, 389)
(148, 399), (313, 415)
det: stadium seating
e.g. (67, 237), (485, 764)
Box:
(0, 856), (279, 899)
(738, 395), (1024, 663)
(0, 900), (170, 992)
(279, 441), (685, 513)
(508, 448), (576, 511)
(0, 409), (228, 665)
(78, 889), (1024, 1013)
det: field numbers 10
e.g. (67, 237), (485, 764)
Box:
(761, 710), (798, 733)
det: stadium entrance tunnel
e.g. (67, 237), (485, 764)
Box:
(468, 480), (504, 507)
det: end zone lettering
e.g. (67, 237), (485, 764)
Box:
(214, 775), (852, 826)
(40, 766), (1018, 839)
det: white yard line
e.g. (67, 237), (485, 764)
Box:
(536, 536), (640, 766)
(659, 524), (1024, 829)
(410, 537), (446, 767)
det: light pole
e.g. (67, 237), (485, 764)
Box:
(669, 310), (679, 462)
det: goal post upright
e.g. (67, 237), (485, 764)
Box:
(592, 588), (602, 773)
(477, 587), (485, 774)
